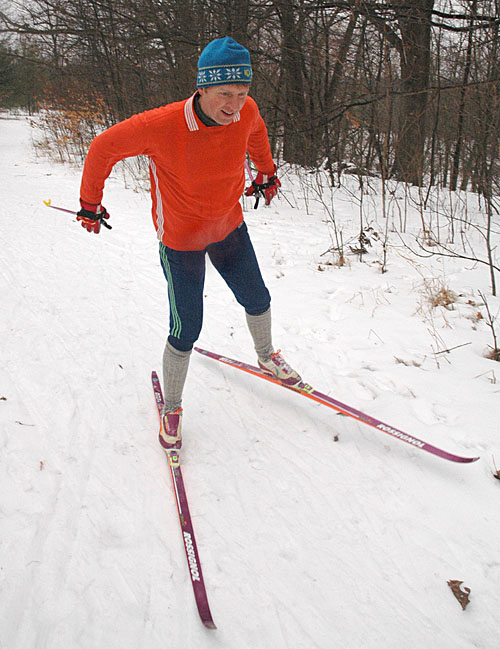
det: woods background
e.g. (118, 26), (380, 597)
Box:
(1, 0), (499, 195)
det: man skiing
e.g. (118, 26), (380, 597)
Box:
(77, 36), (301, 449)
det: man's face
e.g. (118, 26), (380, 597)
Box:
(198, 84), (250, 125)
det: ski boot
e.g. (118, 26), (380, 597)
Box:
(159, 408), (183, 449)
(258, 350), (302, 387)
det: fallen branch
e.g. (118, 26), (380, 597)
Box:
(433, 342), (472, 355)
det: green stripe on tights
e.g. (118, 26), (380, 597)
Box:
(160, 244), (182, 339)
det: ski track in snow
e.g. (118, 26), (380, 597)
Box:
(1, 114), (499, 649)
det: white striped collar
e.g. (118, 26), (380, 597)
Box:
(184, 94), (199, 131)
(184, 92), (241, 131)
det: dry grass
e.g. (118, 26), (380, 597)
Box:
(31, 87), (108, 164)
(485, 346), (500, 362)
(423, 279), (458, 309)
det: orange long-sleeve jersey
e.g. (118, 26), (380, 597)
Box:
(79, 93), (275, 251)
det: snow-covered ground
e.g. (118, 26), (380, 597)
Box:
(1, 113), (499, 649)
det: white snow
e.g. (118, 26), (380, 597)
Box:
(1, 113), (499, 649)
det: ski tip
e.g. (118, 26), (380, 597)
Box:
(43, 198), (51, 206)
(203, 619), (217, 630)
(450, 454), (480, 464)
(152, 370), (159, 380)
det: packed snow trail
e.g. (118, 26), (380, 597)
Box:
(1, 114), (499, 649)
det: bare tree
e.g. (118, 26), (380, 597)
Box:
(1, 0), (500, 200)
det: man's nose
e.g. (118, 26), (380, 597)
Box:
(227, 96), (240, 110)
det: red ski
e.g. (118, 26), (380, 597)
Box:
(152, 371), (216, 629)
(194, 348), (479, 464)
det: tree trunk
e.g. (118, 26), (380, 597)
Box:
(392, 0), (434, 185)
(274, 0), (314, 166)
(449, 1), (476, 191)
(223, 0), (250, 47)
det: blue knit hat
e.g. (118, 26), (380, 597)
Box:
(197, 37), (252, 87)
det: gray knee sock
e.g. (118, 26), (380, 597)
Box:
(162, 341), (192, 412)
(246, 307), (273, 362)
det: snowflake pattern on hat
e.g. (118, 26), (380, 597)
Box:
(197, 64), (252, 86)
(208, 69), (222, 82)
(226, 67), (241, 80)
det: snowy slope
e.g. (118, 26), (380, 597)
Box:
(1, 114), (499, 649)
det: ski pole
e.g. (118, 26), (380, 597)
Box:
(244, 159), (254, 183)
(43, 199), (112, 229)
(245, 160), (264, 209)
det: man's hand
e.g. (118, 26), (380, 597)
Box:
(245, 164), (281, 208)
(77, 200), (111, 233)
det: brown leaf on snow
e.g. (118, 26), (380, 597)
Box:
(492, 457), (500, 481)
(447, 580), (471, 610)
